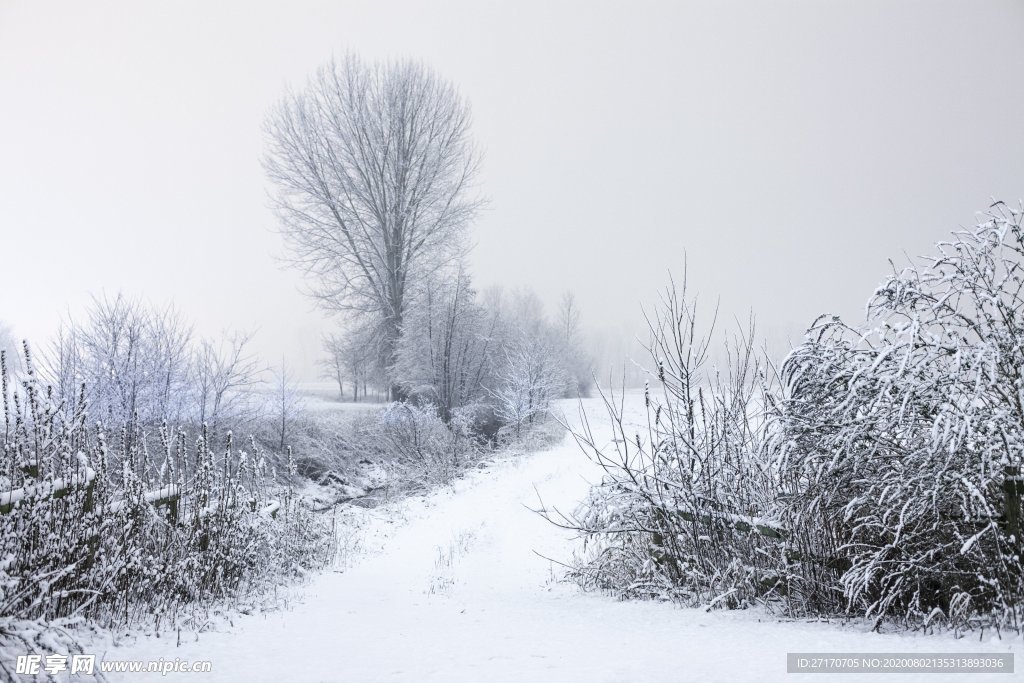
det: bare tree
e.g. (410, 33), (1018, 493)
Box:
(343, 326), (382, 402)
(321, 323), (383, 403)
(558, 291), (581, 346)
(557, 290), (593, 397)
(264, 54), (483, 399)
(48, 294), (193, 427)
(320, 332), (347, 399)
(271, 359), (304, 451)
(193, 329), (262, 431)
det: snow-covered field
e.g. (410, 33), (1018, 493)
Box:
(105, 396), (1023, 682)
(293, 381), (388, 414)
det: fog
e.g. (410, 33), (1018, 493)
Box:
(2, 0), (1023, 378)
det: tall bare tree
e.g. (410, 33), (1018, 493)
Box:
(558, 290), (581, 346)
(264, 54), (483, 399)
(557, 290), (593, 397)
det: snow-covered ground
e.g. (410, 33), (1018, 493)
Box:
(105, 397), (1022, 682)
(293, 381), (388, 414)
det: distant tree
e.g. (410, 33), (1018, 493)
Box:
(321, 323), (382, 403)
(506, 289), (547, 339)
(192, 330), (262, 432)
(271, 359), (304, 450)
(344, 326), (382, 402)
(264, 54), (483, 399)
(476, 291), (565, 436)
(559, 291), (581, 345)
(557, 290), (593, 397)
(320, 333), (347, 400)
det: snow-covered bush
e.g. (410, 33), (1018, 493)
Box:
(284, 411), (364, 484)
(0, 347), (335, 636)
(562, 204), (1024, 631)
(0, 322), (21, 379)
(773, 202), (1024, 629)
(558, 280), (788, 609)
(361, 402), (477, 488)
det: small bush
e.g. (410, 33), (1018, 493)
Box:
(359, 402), (478, 490)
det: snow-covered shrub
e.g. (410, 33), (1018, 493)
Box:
(559, 280), (788, 609)
(0, 322), (21, 379)
(284, 412), (360, 483)
(559, 203), (1024, 630)
(0, 617), (105, 683)
(773, 203), (1024, 629)
(362, 402), (477, 488)
(0, 347), (335, 636)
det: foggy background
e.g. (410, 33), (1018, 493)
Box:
(2, 0), (1023, 379)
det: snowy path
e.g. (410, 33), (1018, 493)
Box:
(110, 398), (1022, 682)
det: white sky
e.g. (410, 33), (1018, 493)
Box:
(2, 1), (1023, 378)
